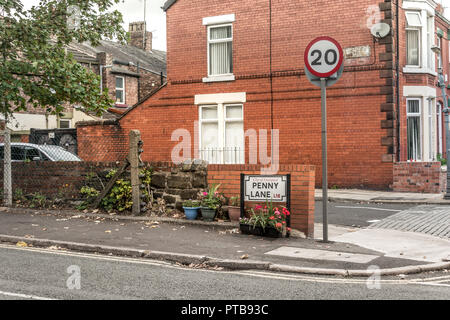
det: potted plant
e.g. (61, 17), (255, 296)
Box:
(239, 201), (291, 238)
(199, 184), (223, 222)
(227, 196), (241, 222)
(182, 200), (201, 220)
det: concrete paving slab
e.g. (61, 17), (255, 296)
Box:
(315, 189), (450, 204)
(332, 229), (450, 263)
(264, 246), (379, 264)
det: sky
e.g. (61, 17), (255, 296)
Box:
(22, 0), (168, 51)
(20, 0), (450, 53)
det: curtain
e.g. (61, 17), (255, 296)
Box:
(209, 26), (232, 75)
(406, 29), (419, 66)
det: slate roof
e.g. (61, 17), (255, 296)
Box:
(66, 40), (166, 76)
(162, 0), (177, 11)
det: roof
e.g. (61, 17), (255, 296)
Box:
(162, 0), (177, 11)
(67, 40), (166, 76)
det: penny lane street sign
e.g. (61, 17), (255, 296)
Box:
(304, 36), (344, 243)
(244, 175), (287, 202)
(240, 174), (292, 231)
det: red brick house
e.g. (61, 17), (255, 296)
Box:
(79, 0), (450, 192)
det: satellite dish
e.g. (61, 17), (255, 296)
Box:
(371, 23), (391, 39)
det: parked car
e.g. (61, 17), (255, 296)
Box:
(0, 143), (82, 162)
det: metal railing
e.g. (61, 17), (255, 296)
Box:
(199, 147), (244, 164)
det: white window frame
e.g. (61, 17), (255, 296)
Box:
(437, 102), (443, 156)
(207, 23), (233, 78)
(406, 98), (422, 161)
(403, 8), (437, 75)
(406, 11), (422, 68)
(198, 103), (244, 164)
(115, 76), (125, 104)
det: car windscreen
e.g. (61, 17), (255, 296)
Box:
(39, 146), (81, 161)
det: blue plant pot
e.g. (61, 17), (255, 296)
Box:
(183, 207), (200, 220)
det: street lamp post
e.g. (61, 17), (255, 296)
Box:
(432, 45), (450, 198)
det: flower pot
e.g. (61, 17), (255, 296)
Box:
(239, 224), (264, 236)
(239, 224), (284, 238)
(227, 206), (241, 222)
(183, 207), (200, 220)
(200, 207), (216, 222)
(263, 226), (284, 238)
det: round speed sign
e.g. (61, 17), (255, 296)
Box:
(304, 37), (343, 78)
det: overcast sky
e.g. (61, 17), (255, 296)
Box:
(21, 0), (450, 53)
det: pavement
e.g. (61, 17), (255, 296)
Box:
(315, 189), (450, 204)
(0, 207), (449, 277)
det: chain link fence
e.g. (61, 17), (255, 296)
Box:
(0, 126), (129, 207)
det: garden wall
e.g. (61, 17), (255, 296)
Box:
(208, 164), (316, 238)
(0, 161), (315, 237)
(392, 162), (444, 193)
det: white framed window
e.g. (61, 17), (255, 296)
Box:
(437, 102), (443, 156)
(199, 103), (244, 164)
(428, 98), (435, 160)
(407, 98), (422, 161)
(406, 12), (422, 67)
(207, 24), (233, 77)
(426, 16), (434, 70)
(115, 76), (125, 104)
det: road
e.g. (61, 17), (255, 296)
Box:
(314, 201), (415, 227)
(0, 244), (449, 301)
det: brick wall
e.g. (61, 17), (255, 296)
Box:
(0, 161), (125, 198)
(393, 162), (442, 193)
(112, 0), (396, 190)
(208, 164), (315, 237)
(76, 120), (128, 162)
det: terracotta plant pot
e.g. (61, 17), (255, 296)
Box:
(227, 206), (241, 222)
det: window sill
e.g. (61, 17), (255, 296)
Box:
(202, 75), (235, 83)
(403, 67), (437, 77)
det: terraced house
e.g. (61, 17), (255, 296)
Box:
(80, 0), (450, 192)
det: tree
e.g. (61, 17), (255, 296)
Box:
(0, 0), (126, 206)
(0, 0), (127, 118)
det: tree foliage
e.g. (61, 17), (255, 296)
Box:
(0, 0), (126, 118)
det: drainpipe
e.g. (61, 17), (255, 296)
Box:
(396, 0), (400, 162)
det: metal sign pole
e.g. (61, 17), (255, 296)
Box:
(320, 78), (328, 243)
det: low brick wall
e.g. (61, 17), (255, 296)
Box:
(0, 161), (127, 199)
(76, 120), (128, 162)
(208, 164), (316, 238)
(393, 162), (443, 193)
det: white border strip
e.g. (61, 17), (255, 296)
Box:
(202, 14), (235, 26)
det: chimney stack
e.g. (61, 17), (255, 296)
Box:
(128, 21), (152, 52)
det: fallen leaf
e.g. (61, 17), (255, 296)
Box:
(240, 254), (249, 260)
(16, 241), (28, 247)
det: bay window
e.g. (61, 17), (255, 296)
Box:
(405, 11), (422, 67)
(407, 99), (422, 161)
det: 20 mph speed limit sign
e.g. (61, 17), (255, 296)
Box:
(303, 36), (344, 244)
(304, 36), (343, 78)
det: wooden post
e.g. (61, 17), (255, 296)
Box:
(129, 130), (141, 215)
